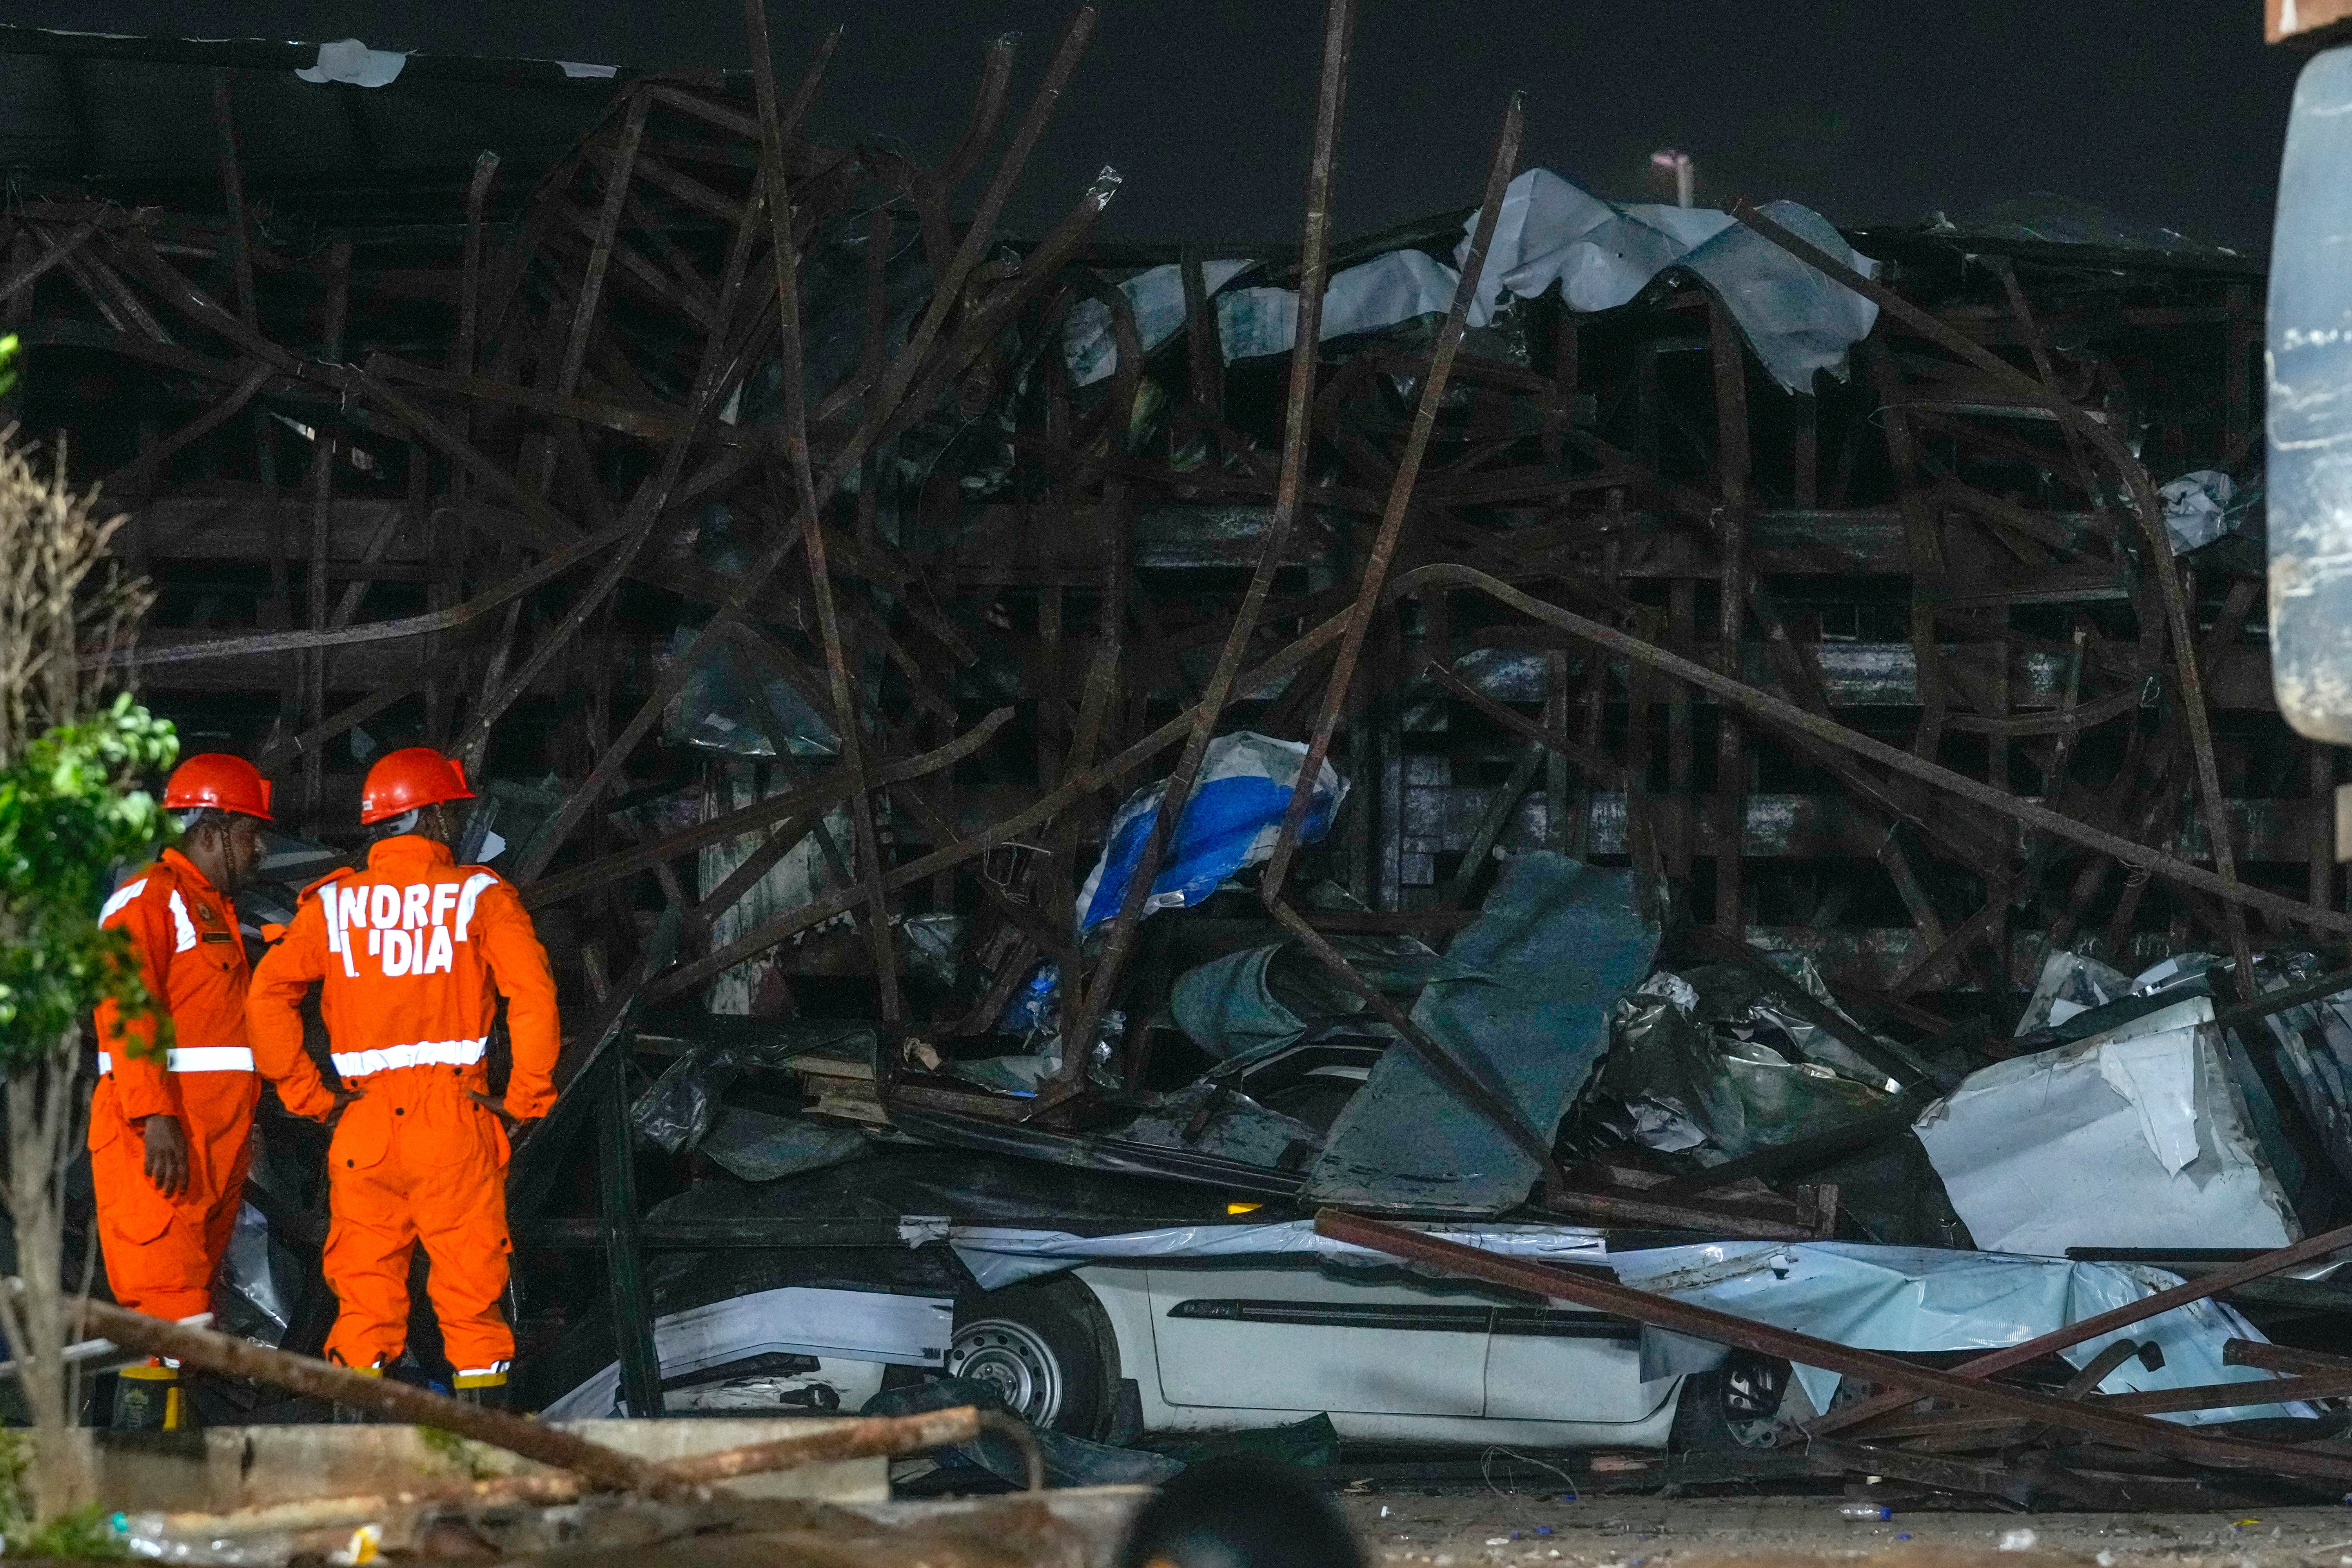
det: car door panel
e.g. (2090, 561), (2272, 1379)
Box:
(1146, 1262), (1486, 1415)
(1482, 1307), (1670, 1423)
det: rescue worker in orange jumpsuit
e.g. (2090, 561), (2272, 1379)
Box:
(91, 754), (274, 1431)
(247, 748), (559, 1406)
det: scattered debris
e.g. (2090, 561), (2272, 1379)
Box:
(12, 0), (2347, 1522)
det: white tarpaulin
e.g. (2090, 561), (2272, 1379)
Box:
(1066, 169), (1882, 393)
(542, 1285), (952, 1419)
(1914, 997), (2298, 1256)
(949, 1217), (1607, 1290)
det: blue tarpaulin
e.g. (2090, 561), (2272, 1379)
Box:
(1074, 731), (1345, 932)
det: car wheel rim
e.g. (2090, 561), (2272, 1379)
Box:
(946, 1317), (1064, 1427)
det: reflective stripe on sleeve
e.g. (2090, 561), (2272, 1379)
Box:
(166, 890), (198, 953)
(99, 878), (149, 924)
(452, 872), (498, 940)
(96, 1047), (256, 1074)
(329, 1036), (489, 1078)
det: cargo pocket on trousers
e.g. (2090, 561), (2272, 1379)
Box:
(91, 1120), (176, 1245)
(331, 1105), (391, 1174)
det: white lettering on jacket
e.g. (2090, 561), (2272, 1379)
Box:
(338, 878), (488, 980)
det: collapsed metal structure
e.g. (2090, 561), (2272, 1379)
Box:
(13, 0), (2346, 1501)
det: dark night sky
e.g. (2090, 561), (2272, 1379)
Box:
(11, 0), (2309, 252)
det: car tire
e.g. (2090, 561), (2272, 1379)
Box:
(947, 1279), (1115, 1438)
(1668, 1351), (1792, 1452)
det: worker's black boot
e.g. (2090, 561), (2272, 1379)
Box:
(111, 1363), (186, 1432)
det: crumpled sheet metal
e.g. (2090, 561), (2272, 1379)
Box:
(2016, 949), (2132, 1036)
(1174, 169), (1878, 393)
(1217, 248), (1466, 361)
(1170, 944), (1308, 1062)
(1169, 940), (1366, 1063)
(1613, 1240), (2310, 1427)
(1301, 852), (1660, 1214)
(2250, 966), (2352, 1193)
(1115, 1078), (1325, 1170)
(1915, 997), (2299, 1256)
(542, 1285), (954, 1420)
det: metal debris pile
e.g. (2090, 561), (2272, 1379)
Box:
(15, 0), (2352, 1518)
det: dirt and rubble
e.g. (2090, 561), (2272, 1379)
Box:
(1341, 1495), (2352, 1568)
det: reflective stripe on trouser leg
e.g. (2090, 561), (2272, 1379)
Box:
(452, 1363), (510, 1389)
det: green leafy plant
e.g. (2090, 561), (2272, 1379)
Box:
(11, 1505), (125, 1559)
(0, 421), (160, 1526)
(0, 1431), (119, 1557)
(0, 695), (177, 1064)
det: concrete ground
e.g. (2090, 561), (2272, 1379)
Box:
(1337, 1494), (2352, 1568)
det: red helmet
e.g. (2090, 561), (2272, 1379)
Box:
(163, 754), (273, 822)
(360, 747), (475, 827)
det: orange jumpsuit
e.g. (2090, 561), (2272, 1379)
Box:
(89, 848), (261, 1323)
(246, 835), (559, 1385)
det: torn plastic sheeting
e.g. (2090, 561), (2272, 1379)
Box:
(223, 1201), (286, 1336)
(1583, 968), (1890, 1166)
(1914, 998), (2299, 1256)
(541, 1285), (953, 1419)
(1063, 259), (1256, 387)
(632, 1019), (879, 1155)
(947, 1216), (1606, 1291)
(696, 1107), (869, 1184)
(946, 1009), (1125, 1096)
(2160, 469), (2252, 554)
(1074, 731), (1345, 933)
(898, 911), (964, 991)
(1741, 953), (1905, 1091)
(1615, 1240), (2310, 1427)
(1302, 852), (1661, 1214)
